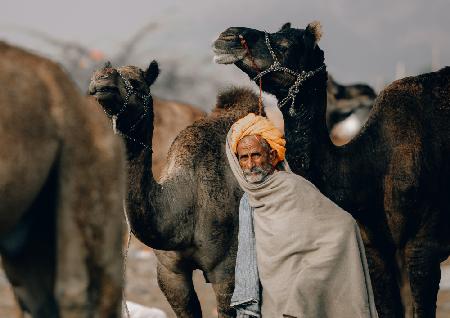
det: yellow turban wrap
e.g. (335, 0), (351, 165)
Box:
(230, 113), (286, 163)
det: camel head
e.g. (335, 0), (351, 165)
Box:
(89, 60), (159, 117)
(213, 22), (325, 101)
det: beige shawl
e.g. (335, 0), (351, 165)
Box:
(226, 131), (378, 318)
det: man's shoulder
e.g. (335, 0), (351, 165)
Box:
(277, 171), (316, 189)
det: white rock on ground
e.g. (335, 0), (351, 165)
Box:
(123, 301), (167, 318)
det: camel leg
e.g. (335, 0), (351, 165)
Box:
(364, 244), (404, 318)
(1, 204), (57, 318)
(397, 250), (414, 318)
(156, 253), (202, 318)
(404, 238), (442, 318)
(205, 253), (237, 318)
(0, 164), (59, 318)
(211, 279), (236, 318)
(54, 137), (125, 317)
(2, 251), (57, 318)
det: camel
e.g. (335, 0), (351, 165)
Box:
(213, 22), (450, 318)
(0, 42), (125, 317)
(327, 75), (376, 128)
(327, 75), (376, 145)
(89, 61), (262, 317)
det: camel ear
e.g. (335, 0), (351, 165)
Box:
(144, 60), (159, 86)
(304, 21), (322, 49)
(279, 22), (291, 32)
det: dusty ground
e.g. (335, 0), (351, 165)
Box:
(1, 237), (449, 318)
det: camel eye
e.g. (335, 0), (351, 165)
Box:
(279, 39), (290, 48)
(95, 73), (110, 80)
(276, 41), (290, 56)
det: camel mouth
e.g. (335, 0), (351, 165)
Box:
(213, 52), (243, 64)
(212, 32), (246, 64)
(89, 85), (119, 97)
(212, 46), (245, 64)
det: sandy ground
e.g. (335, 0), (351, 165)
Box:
(1, 237), (449, 318)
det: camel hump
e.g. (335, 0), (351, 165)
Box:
(215, 86), (260, 111)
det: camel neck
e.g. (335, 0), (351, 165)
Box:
(112, 105), (179, 249)
(115, 105), (153, 160)
(277, 70), (337, 184)
(126, 148), (175, 249)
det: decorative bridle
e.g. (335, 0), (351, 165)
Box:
(240, 32), (325, 112)
(110, 69), (152, 150)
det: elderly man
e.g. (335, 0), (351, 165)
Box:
(226, 113), (378, 318)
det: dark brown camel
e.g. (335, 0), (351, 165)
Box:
(89, 61), (262, 317)
(213, 22), (450, 318)
(0, 42), (125, 317)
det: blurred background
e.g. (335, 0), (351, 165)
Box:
(1, 1), (449, 317)
(2, 0), (449, 109)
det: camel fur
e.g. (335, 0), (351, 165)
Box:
(151, 98), (205, 179)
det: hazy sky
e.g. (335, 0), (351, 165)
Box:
(1, 0), (449, 104)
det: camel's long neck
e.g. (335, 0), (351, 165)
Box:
(275, 70), (338, 184)
(116, 103), (183, 250)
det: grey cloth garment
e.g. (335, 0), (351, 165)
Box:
(226, 130), (378, 318)
(231, 193), (261, 318)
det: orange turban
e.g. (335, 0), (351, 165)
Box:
(230, 113), (286, 163)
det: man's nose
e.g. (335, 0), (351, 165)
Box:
(247, 159), (256, 169)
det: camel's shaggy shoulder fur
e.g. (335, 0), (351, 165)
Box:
(163, 87), (261, 172)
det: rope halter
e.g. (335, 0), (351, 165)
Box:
(111, 69), (153, 150)
(251, 32), (325, 111)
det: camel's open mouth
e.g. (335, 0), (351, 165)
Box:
(212, 39), (245, 65)
(89, 85), (119, 97)
(213, 51), (243, 64)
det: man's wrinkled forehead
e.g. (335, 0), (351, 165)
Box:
(237, 135), (268, 153)
(237, 135), (261, 148)
(239, 135), (261, 147)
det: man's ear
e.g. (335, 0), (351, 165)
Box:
(269, 149), (278, 166)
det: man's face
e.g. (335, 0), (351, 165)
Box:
(236, 135), (278, 183)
